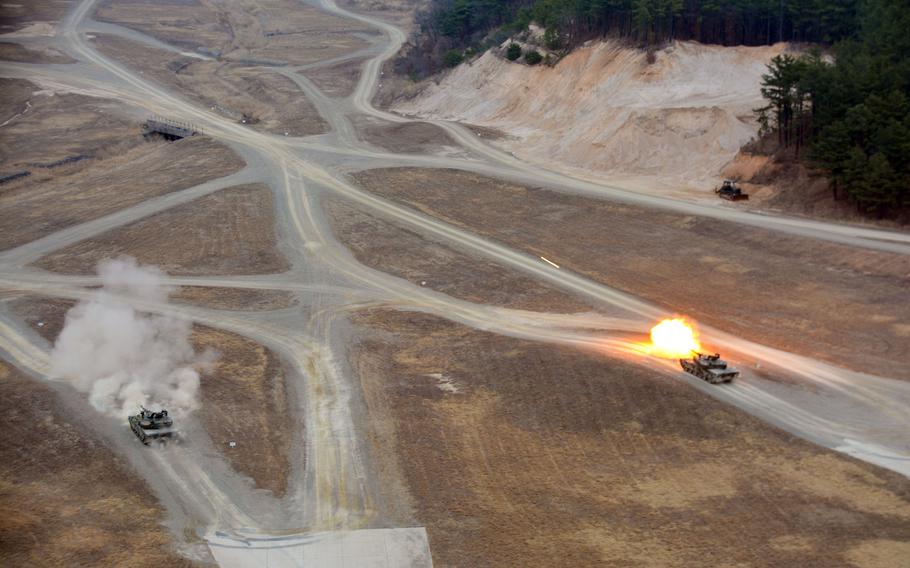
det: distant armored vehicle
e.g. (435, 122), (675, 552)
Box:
(679, 353), (739, 384)
(129, 407), (176, 444)
(715, 180), (749, 201)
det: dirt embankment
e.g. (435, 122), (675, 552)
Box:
(724, 137), (910, 226)
(352, 168), (910, 379)
(0, 360), (198, 567)
(395, 40), (787, 197)
(6, 296), (294, 496)
(34, 183), (290, 277)
(325, 199), (593, 312)
(353, 309), (910, 568)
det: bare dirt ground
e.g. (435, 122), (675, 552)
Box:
(92, 34), (328, 136)
(0, 360), (198, 567)
(0, 42), (74, 63)
(352, 309), (910, 568)
(0, 0), (72, 34)
(0, 78), (141, 174)
(5, 295), (294, 497)
(353, 117), (459, 154)
(352, 168), (910, 378)
(95, 0), (375, 65)
(0, 136), (245, 251)
(172, 286), (296, 311)
(305, 58), (364, 98)
(325, 199), (593, 312)
(34, 183), (291, 276)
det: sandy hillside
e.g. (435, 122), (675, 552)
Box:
(396, 40), (789, 197)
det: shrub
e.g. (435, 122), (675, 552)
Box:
(524, 50), (542, 65)
(443, 49), (464, 68)
(506, 42), (522, 61)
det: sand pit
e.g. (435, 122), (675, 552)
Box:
(396, 41), (789, 196)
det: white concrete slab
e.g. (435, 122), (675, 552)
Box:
(207, 527), (433, 568)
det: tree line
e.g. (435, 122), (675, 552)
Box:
(397, 0), (859, 76)
(756, 0), (909, 216)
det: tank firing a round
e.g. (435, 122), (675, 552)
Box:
(644, 317), (739, 384)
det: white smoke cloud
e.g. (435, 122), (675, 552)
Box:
(50, 257), (215, 416)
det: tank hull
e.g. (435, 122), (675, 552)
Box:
(128, 413), (176, 445)
(679, 357), (738, 384)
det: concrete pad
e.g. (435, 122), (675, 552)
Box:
(207, 527), (433, 567)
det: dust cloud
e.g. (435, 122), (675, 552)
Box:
(50, 256), (216, 416)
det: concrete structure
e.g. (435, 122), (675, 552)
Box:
(206, 528), (434, 568)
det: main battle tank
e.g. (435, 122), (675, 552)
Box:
(715, 180), (749, 201)
(128, 407), (176, 444)
(679, 353), (739, 384)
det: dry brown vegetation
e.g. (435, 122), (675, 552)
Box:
(352, 168), (910, 378)
(305, 58), (364, 98)
(354, 118), (458, 154)
(172, 286), (296, 311)
(325, 199), (593, 312)
(0, 361), (198, 567)
(0, 136), (245, 251)
(0, 78), (140, 173)
(5, 295), (294, 497)
(95, 0), (374, 65)
(0, 41), (74, 63)
(0, 0), (72, 34)
(34, 183), (290, 276)
(353, 309), (910, 568)
(92, 34), (328, 136)
(192, 325), (293, 497)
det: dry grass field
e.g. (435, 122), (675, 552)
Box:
(325, 199), (593, 312)
(191, 325), (293, 497)
(305, 58), (365, 98)
(0, 136), (245, 251)
(352, 168), (910, 378)
(0, 78), (141, 174)
(34, 183), (290, 276)
(0, 42), (74, 63)
(354, 118), (459, 154)
(352, 309), (910, 568)
(0, 0), (73, 34)
(0, 361), (198, 567)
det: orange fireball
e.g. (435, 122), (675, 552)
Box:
(649, 318), (701, 358)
